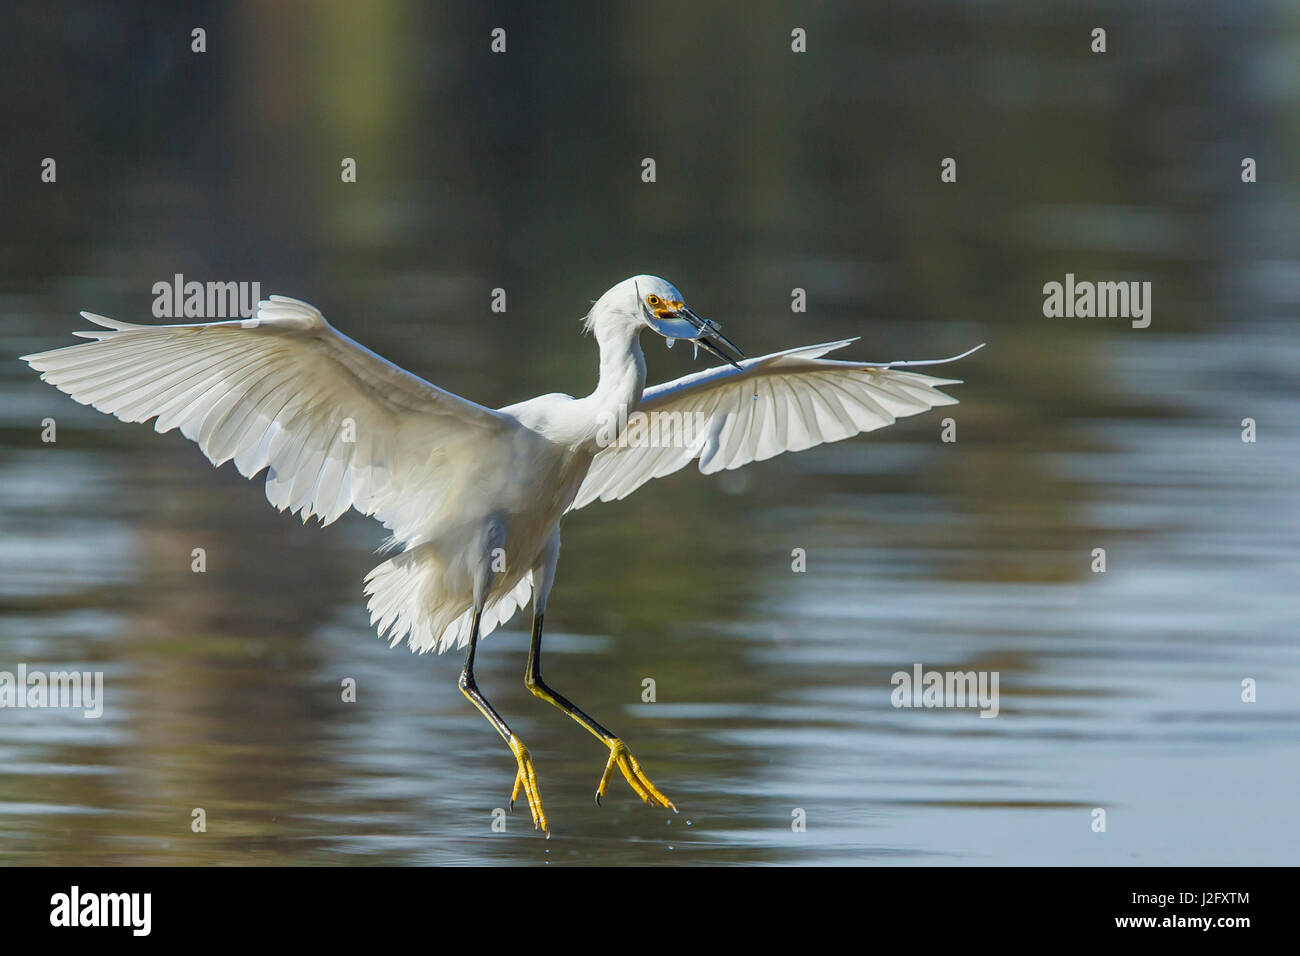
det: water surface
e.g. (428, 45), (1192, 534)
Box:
(1, 1), (1297, 865)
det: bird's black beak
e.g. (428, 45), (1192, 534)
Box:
(678, 307), (745, 369)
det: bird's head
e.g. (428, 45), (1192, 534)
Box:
(584, 275), (745, 368)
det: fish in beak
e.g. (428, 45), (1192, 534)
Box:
(639, 295), (745, 369)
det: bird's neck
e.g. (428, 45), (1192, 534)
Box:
(579, 321), (646, 444)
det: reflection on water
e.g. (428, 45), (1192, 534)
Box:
(1, 2), (1298, 865)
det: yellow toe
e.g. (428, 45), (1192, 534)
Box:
(507, 735), (548, 833)
(597, 738), (676, 812)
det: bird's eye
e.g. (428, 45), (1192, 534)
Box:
(646, 295), (661, 307)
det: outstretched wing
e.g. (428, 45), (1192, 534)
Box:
(21, 296), (518, 540)
(570, 340), (981, 510)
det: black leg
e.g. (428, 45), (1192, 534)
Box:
(524, 611), (676, 810)
(525, 611), (617, 742)
(458, 611), (513, 742)
(457, 610), (547, 831)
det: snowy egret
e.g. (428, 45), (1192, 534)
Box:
(21, 275), (981, 832)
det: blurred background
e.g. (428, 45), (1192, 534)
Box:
(1, 1), (1297, 865)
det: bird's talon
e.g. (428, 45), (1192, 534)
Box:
(598, 738), (675, 811)
(507, 735), (548, 833)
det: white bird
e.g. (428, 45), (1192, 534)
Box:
(21, 275), (981, 832)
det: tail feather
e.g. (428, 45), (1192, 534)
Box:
(363, 545), (533, 654)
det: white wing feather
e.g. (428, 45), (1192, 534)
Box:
(22, 306), (977, 654)
(570, 340), (980, 510)
(20, 296), (518, 542)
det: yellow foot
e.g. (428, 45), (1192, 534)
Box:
(507, 736), (548, 834)
(596, 738), (677, 812)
